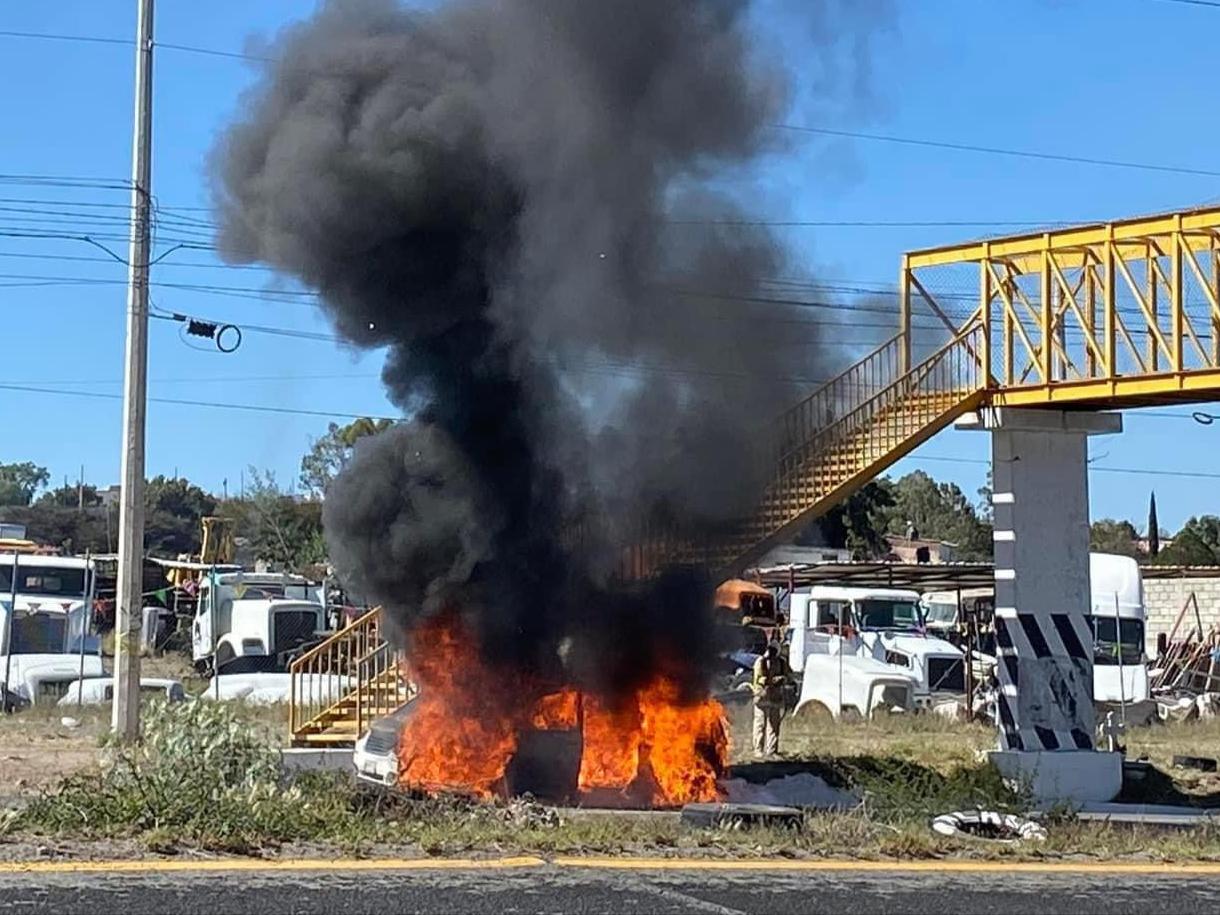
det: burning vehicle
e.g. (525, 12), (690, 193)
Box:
(353, 612), (728, 806)
(211, 0), (885, 807)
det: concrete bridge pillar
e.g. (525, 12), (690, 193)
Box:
(959, 408), (1124, 804)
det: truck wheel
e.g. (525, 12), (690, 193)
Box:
(793, 700), (833, 723)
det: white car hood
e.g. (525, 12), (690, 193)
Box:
(202, 672), (353, 704)
(867, 631), (962, 660)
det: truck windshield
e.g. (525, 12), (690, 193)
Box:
(0, 565), (87, 597)
(923, 602), (957, 626)
(1093, 617), (1144, 666)
(854, 599), (922, 630)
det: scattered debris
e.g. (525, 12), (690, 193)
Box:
(1171, 754), (1218, 773)
(498, 796), (562, 829)
(681, 802), (804, 830)
(720, 772), (859, 810)
(1152, 593), (1220, 695)
(930, 810), (1047, 843)
(58, 718), (79, 730)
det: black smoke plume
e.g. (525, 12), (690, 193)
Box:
(212, 0), (879, 700)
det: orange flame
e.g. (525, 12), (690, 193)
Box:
(397, 614), (728, 807)
(532, 689), (580, 730)
(638, 678), (727, 806)
(396, 615), (526, 799)
(578, 694), (643, 794)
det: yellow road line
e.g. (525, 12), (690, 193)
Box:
(0, 856), (546, 875)
(551, 857), (1220, 875)
(2, 856), (1220, 877)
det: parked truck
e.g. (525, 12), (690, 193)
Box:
(1089, 553), (1152, 720)
(192, 571), (327, 675)
(919, 553), (1150, 715)
(0, 554), (103, 704)
(787, 586), (965, 718)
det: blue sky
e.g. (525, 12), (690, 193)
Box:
(0, 0), (1216, 531)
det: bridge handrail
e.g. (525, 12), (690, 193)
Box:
(775, 317), (985, 474)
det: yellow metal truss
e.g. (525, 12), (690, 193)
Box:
(905, 204), (1220, 408)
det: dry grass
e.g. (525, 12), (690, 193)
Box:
(723, 697), (993, 771)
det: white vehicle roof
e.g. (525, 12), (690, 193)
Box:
(1089, 553), (1144, 620)
(922, 588), (994, 603)
(205, 571), (312, 587)
(797, 586), (920, 602)
(0, 555), (92, 569)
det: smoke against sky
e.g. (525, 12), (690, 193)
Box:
(212, 0), (890, 698)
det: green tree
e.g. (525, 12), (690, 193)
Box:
(1089, 519), (1141, 558)
(37, 483), (102, 508)
(144, 476), (217, 556)
(1153, 515), (1220, 565)
(299, 418), (394, 498)
(5, 503), (114, 555)
(1178, 515), (1220, 551)
(231, 469), (326, 570)
(803, 480), (896, 559)
(978, 470), (993, 523)
(0, 462), (49, 506)
(1155, 529), (1218, 566)
(886, 471), (993, 560)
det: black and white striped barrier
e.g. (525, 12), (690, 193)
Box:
(959, 408), (1124, 805)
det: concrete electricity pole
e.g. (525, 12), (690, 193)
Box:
(112, 0), (155, 740)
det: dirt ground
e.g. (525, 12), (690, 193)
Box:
(0, 706), (106, 796)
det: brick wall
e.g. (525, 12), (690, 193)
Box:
(1142, 575), (1220, 654)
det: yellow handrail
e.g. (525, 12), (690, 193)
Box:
(288, 606), (397, 742)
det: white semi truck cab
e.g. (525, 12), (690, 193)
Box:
(788, 586), (966, 715)
(1089, 553), (1150, 708)
(918, 553), (1150, 711)
(192, 571), (327, 674)
(0, 554), (103, 704)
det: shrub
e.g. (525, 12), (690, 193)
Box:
(18, 700), (307, 849)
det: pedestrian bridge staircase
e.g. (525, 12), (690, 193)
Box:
(290, 204), (1220, 746)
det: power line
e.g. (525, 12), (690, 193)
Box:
(0, 195), (1082, 233)
(668, 218), (1071, 230)
(1150, 0), (1220, 7)
(5, 371), (382, 387)
(0, 28), (272, 63)
(905, 452), (1220, 481)
(157, 41), (273, 63)
(0, 380), (396, 421)
(775, 123), (1220, 178)
(0, 29), (128, 48)
(0, 174), (130, 190)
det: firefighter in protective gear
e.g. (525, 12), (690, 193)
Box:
(752, 642), (790, 758)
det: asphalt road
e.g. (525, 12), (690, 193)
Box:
(0, 863), (1218, 914)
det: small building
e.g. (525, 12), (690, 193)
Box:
(757, 544), (851, 567)
(885, 536), (958, 564)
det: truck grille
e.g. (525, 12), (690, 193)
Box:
(272, 611), (318, 655)
(35, 680), (72, 704)
(926, 656), (965, 692)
